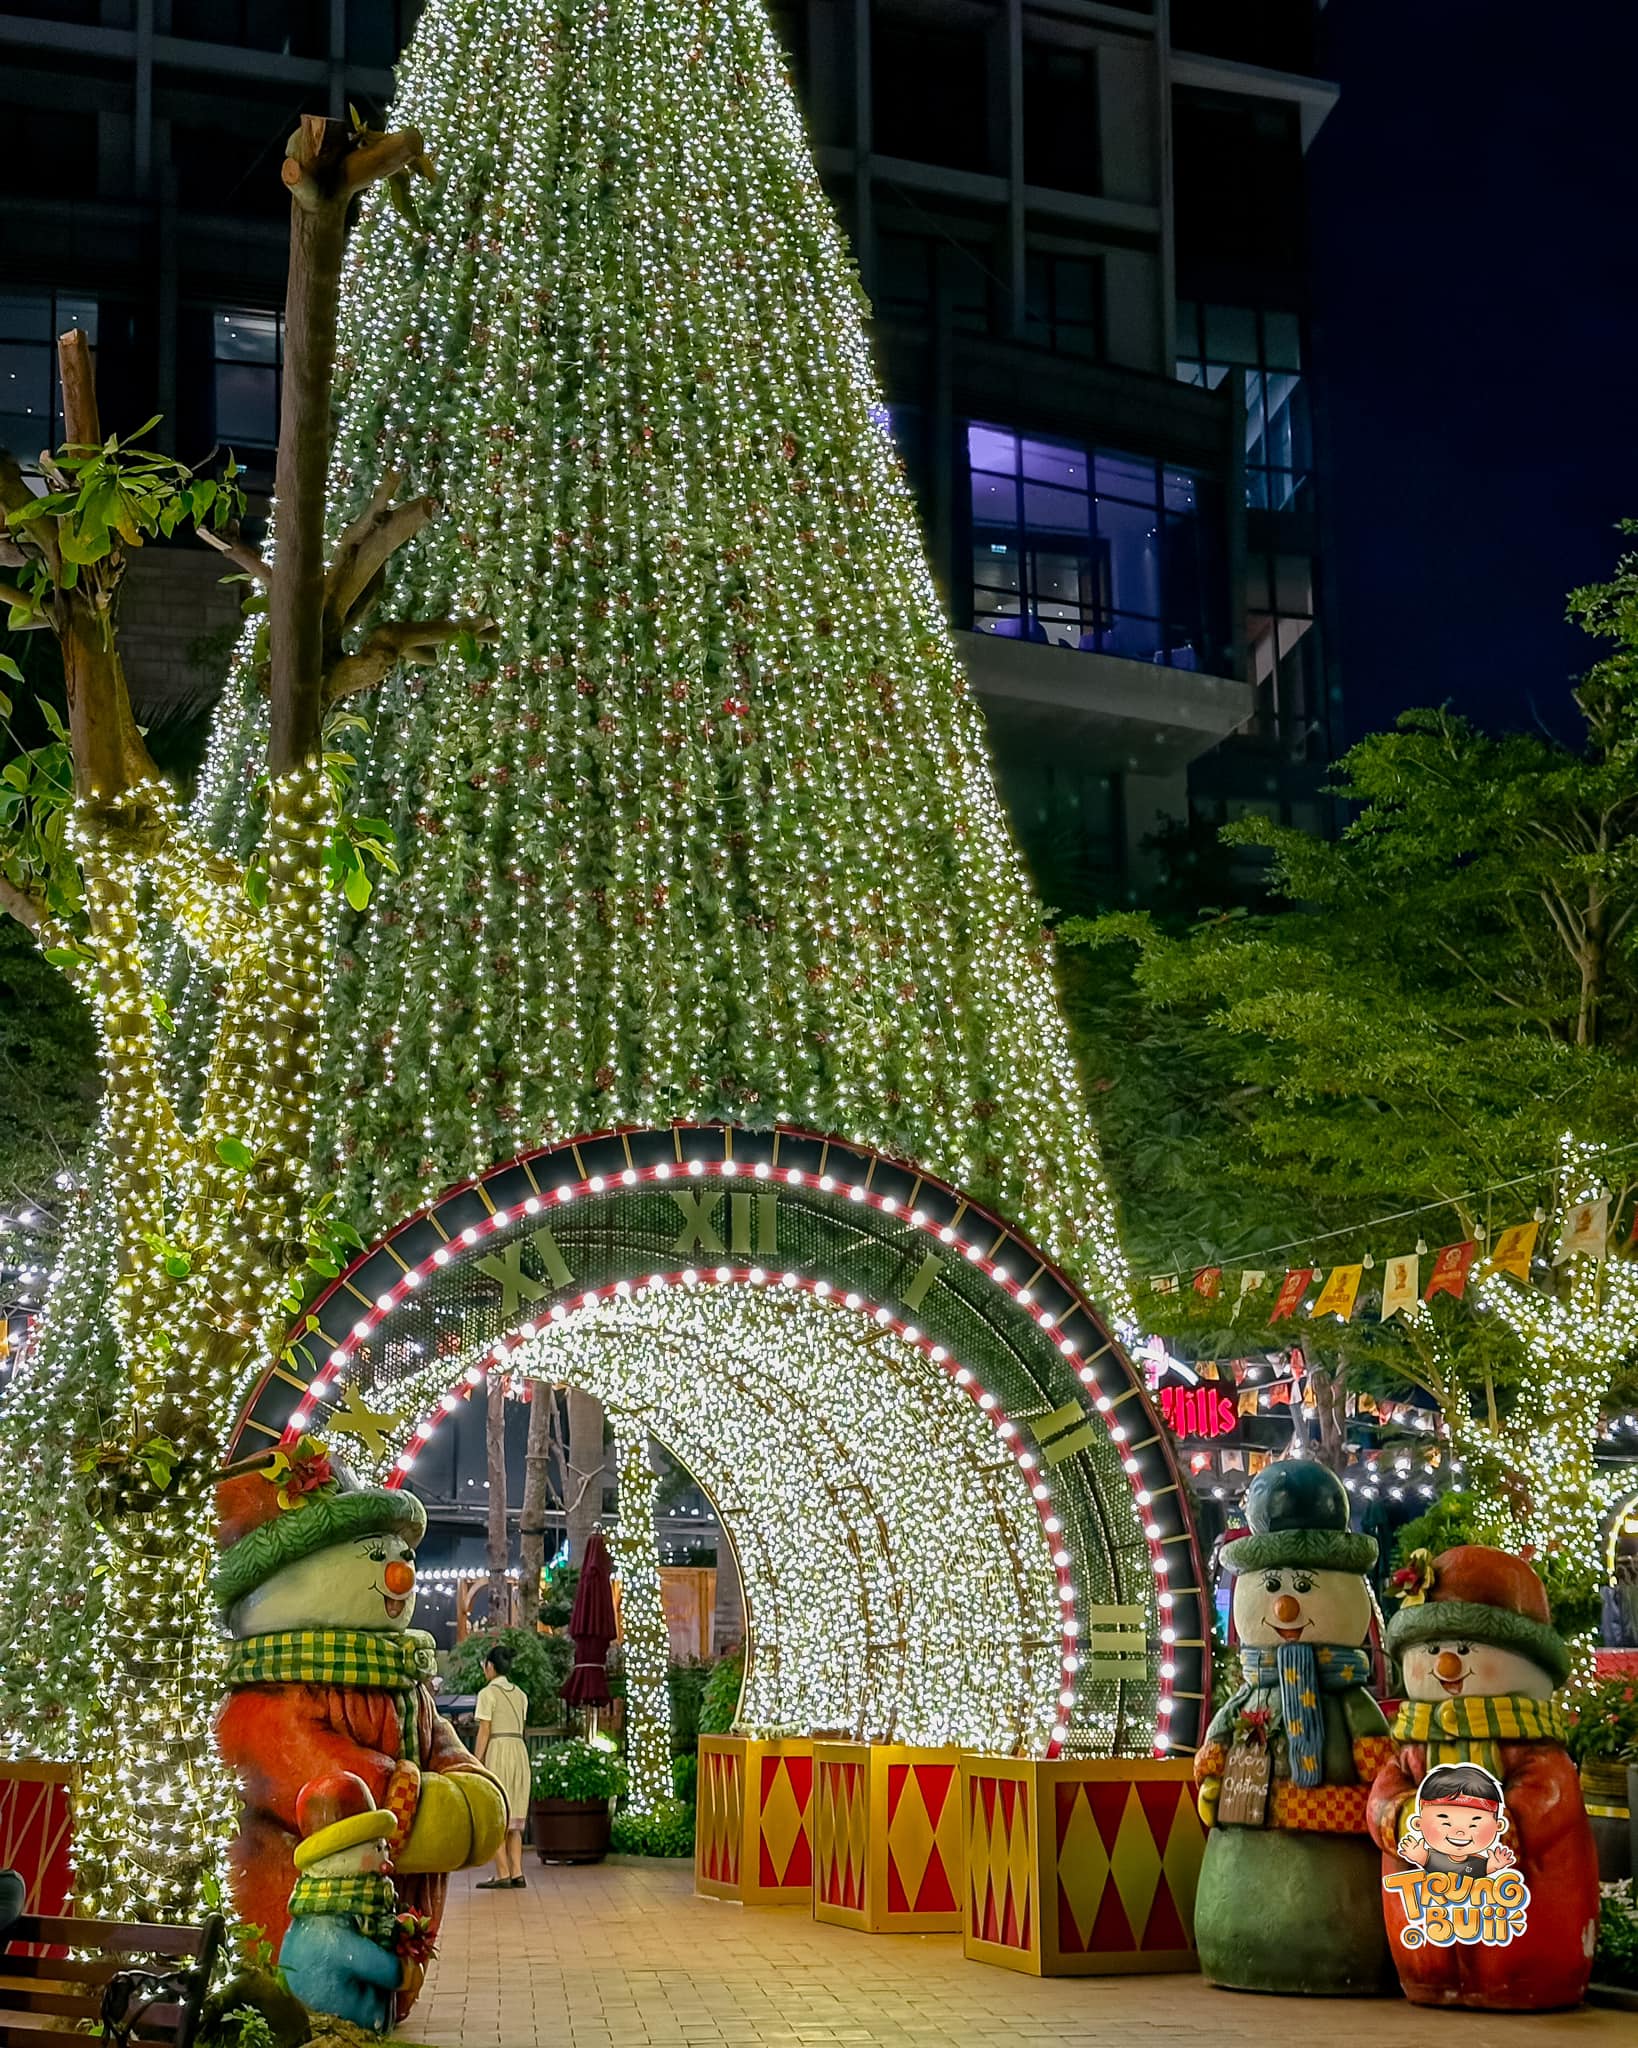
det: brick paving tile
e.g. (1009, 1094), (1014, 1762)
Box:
(405, 1861), (1630, 2048)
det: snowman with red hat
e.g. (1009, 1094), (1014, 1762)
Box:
(278, 1772), (407, 2032)
(214, 1438), (506, 2022)
(1368, 1544), (1600, 2010)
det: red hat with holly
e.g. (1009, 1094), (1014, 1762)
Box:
(1386, 1543), (1570, 1687)
(292, 1770), (397, 1870)
(214, 1434), (426, 1612)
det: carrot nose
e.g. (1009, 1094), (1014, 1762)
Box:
(384, 1559), (415, 1596)
(1272, 1594), (1301, 1624)
(1434, 1650), (1464, 1680)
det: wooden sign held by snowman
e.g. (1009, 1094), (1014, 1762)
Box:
(1368, 1545), (1600, 2011)
(1192, 1461), (1396, 1997)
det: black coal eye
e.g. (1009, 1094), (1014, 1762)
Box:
(1262, 1572), (1282, 1593)
(1292, 1574), (1314, 1594)
(364, 1541), (387, 1562)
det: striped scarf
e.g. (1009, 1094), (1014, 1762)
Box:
(1233, 1643), (1374, 1788)
(226, 1628), (437, 1758)
(288, 1869), (399, 1946)
(1392, 1691), (1567, 1777)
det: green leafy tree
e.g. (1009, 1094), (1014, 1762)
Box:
(1067, 543), (1638, 1591)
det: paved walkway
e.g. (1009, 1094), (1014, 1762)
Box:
(407, 1861), (1630, 2048)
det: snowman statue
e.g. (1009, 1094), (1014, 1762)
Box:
(215, 1438), (506, 2022)
(279, 1772), (406, 2032)
(1367, 1544), (1600, 2010)
(1193, 1460), (1395, 1995)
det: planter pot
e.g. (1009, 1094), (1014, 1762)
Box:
(530, 1796), (612, 1864)
(1580, 1760), (1633, 1883)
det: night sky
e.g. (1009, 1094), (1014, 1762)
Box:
(1311, 4), (1638, 743)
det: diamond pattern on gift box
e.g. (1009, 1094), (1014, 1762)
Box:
(816, 1757), (867, 1909)
(698, 1744), (742, 1886)
(758, 1752), (814, 1893)
(966, 1771), (1034, 1953)
(884, 1760), (958, 1918)
(1051, 1774), (1201, 1958)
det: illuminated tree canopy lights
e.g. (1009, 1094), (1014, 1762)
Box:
(186, 0), (1136, 1333)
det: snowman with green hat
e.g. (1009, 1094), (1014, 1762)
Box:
(1192, 1458), (1395, 1996)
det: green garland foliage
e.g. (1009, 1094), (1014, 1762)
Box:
(667, 1659), (712, 1754)
(611, 1798), (695, 1857)
(697, 1650), (744, 1736)
(1596, 1883), (1638, 1989)
(445, 1626), (569, 1726)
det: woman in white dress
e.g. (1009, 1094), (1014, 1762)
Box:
(473, 1642), (531, 1888)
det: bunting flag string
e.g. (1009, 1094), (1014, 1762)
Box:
(1136, 1205), (1622, 1327)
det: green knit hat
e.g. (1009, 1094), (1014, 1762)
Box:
(1221, 1460), (1377, 1575)
(1384, 1545), (1571, 1687)
(214, 1441), (426, 1612)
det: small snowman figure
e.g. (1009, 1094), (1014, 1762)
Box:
(279, 1772), (405, 2032)
(1193, 1460), (1395, 1995)
(1368, 1544), (1600, 2010)
(215, 1439), (506, 2021)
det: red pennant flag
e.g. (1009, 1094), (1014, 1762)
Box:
(1423, 1240), (1477, 1302)
(1268, 1267), (1314, 1323)
(1268, 1381), (1292, 1406)
(1192, 1265), (1223, 1299)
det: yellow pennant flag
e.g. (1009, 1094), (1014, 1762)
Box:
(1312, 1263), (1363, 1321)
(1380, 1252), (1419, 1321)
(1237, 1389), (1259, 1416)
(1486, 1218), (1539, 1281)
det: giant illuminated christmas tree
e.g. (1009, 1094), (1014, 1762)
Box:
(0, 0), (1159, 1910)
(194, 0), (1135, 1314)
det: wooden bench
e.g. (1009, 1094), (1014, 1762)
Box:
(0, 1911), (224, 2047)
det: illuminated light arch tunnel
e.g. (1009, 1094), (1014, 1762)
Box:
(229, 1124), (1209, 1757)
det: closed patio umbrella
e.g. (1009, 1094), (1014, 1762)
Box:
(560, 1529), (616, 1730)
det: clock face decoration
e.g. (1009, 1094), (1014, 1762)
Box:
(231, 1122), (1208, 1755)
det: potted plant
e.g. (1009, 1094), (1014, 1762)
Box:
(1567, 1676), (1638, 1882)
(529, 1739), (628, 1864)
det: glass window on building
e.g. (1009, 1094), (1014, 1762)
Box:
(1246, 551), (1319, 750)
(0, 292), (97, 466)
(1176, 300), (1310, 510)
(871, 0), (1001, 175)
(346, 0), (417, 66)
(872, 222), (996, 335)
(213, 309), (283, 453)
(966, 421), (1220, 670)
(172, 0), (327, 54)
(1022, 39), (1101, 196)
(1024, 250), (1102, 359)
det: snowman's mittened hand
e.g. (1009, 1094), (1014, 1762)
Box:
(1196, 1776), (1221, 1829)
(396, 1768), (507, 1872)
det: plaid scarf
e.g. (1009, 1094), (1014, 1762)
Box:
(226, 1628), (437, 1758)
(288, 1869), (399, 1946)
(1232, 1644), (1373, 1788)
(1392, 1691), (1568, 1777)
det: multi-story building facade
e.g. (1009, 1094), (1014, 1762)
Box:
(0, 0), (1338, 905)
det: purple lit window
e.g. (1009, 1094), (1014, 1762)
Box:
(966, 422), (1218, 670)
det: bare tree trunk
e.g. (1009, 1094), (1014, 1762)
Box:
(517, 1379), (556, 1631)
(565, 1384), (605, 1565)
(485, 1370), (509, 1627)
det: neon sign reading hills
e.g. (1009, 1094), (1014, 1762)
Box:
(1158, 1384), (1238, 1440)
